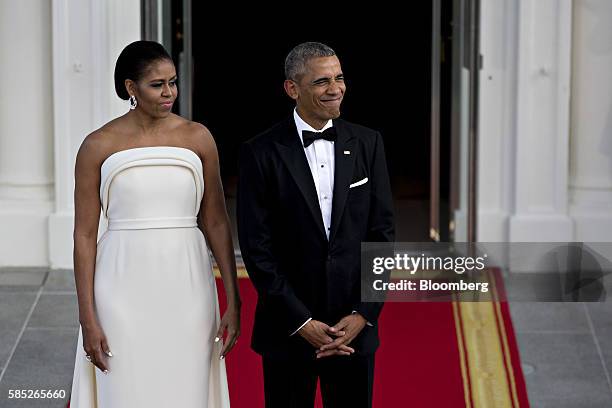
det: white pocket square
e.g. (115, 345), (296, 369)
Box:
(349, 177), (368, 188)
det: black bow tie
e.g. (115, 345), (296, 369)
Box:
(302, 127), (337, 148)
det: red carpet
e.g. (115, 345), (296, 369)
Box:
(218, 271), (530, 407)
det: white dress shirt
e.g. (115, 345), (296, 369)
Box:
(293, 108), (335, 240)
(289, 110), (372, 337)
(290, 109), (334, 335)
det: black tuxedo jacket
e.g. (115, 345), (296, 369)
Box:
(237, 116), (395, 358)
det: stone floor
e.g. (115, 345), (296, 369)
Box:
(0, 268), (77, 408)
(2, 268), (612, 407)
(510, 300), (612, 407)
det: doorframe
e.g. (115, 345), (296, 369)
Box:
(466, 0), (481, 243)
(141, 0), (193, 119)
(430, 0), (442, 242)
(430, 0), (480, 243)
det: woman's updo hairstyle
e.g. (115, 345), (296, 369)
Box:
(114, 40), (173, 100)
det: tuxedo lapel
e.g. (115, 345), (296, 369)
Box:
(274, 120), (327, 240)
(329, 121), (356, 242)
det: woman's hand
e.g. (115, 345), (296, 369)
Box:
(81, 320), (112, 374)
(215, 305), (240, 359)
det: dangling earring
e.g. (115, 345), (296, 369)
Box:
(129, 95), (137, 110)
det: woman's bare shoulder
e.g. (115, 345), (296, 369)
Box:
(179, 120), (216, 154)
(76, 118), (127, 167)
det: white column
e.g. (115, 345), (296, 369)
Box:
(48, 0), (140, 269)
(0, 1), (54, 266)
(569, 0), (612, 242)
(478, 0), (574, 242)
(509, 0), (574, 241)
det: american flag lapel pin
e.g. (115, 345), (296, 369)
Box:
(343, 150), (351, 155)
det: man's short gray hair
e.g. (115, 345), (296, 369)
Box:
(284, 42), (336, 81)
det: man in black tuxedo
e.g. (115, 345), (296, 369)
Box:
(237, 42), (395, 408)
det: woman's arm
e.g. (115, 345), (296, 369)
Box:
(73, 133), (111, 373)
(195, 124), (241, 358)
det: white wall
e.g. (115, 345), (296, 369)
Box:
(569, 0), (612, 242)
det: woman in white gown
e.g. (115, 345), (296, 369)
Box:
(70, 41), (240, 407)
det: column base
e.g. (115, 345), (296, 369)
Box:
(509, 214), (574, 242)
(477, 210), (509, 242)
(0, 200), (53, 267)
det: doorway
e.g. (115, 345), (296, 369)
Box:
(141, 1), (477, 248)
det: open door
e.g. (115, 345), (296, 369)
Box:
(141, 0), (193, 119)
(430, 0), (480, 243)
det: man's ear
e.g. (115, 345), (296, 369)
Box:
(284, 79), (299, 101)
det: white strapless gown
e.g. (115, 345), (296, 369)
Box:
(70, 146), (230, 407)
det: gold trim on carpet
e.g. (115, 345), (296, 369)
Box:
(453, 270), (520, 407)
(452, 301), (474, 408)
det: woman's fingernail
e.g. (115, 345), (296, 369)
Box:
(214, 337), (220, 343)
